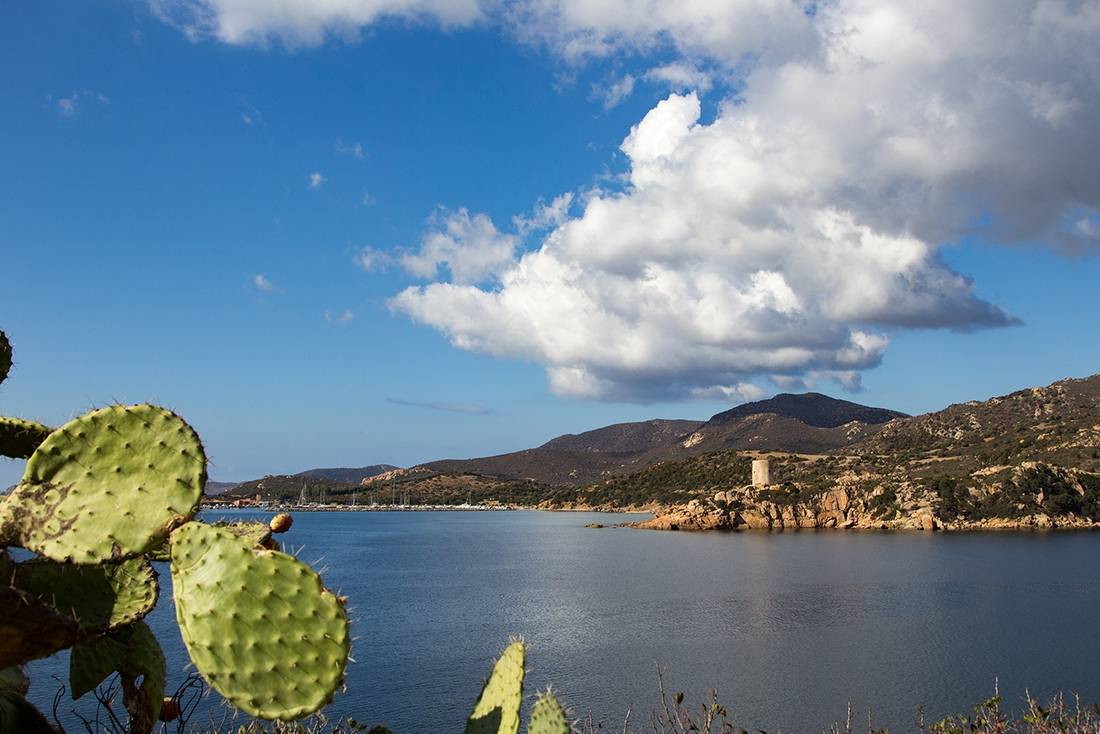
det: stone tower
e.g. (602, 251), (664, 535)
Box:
(751, 458), (771, 487)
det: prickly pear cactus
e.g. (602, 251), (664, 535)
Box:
(14, 558), (157, 631)
(528, 692), (569, 734)
(169, 522), (349, 721)
(0, 405), (205, 563)
(0, 331), (10, 386)
(70, 621), (165, 733)
(465, 640), (526, 734)
(214, 520), (274, 549)
(0, 417), (50, 460)
(0, 586), (81, 668)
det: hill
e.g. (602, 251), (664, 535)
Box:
(708, 393), (906, 427)
(422, 419), (702, 485)
(423, 394), (905, 485)
(294, 465), (398, 484)
(561, 373), (1100, 531)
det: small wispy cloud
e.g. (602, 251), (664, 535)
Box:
(324, 308), (354, 324)
(308, 172), (326, 190)
(240, 104), (264, 126)
(56, 90), (109, 117)
(593, 74), (635, 110)
(336, 139), (366, 159)
(643, 62), (714, 93)
(252, 274), (284, 293)
(386, 398), (493, 415)
(354, 247), (390, 271)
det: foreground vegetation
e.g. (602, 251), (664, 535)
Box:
(48, 671), (1100, 734)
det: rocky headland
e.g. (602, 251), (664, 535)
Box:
(630, 461), (1100, 532)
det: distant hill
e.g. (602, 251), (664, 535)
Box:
(294, 465), (398, 484)
(227, 474), (358, 502)
(423, 419), (702, 485)
(559, 373), (1100, 530)
(849, 374), (1100, 466)
(422, 395), (906, 485)
(708, 393), (906, 428)
(539, 419), (702, 453)
(204, 480), (239, 496)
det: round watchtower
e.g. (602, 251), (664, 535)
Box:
(751, 458), (771, 487)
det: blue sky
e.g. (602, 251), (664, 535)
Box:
(2, 0), (1098, 484)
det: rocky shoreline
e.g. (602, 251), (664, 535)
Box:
(623, 483), (1100, 532)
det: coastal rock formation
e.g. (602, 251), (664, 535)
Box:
(631, 461), (1100, 532)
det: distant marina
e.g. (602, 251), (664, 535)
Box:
(203, 480), (515, 512)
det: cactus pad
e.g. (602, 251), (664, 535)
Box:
(0, 689), (58, 734)
(0, 331), (10, 386)
(0, 417), (50, 460)
(213, 521), (274, 549)
(0, 405), (205, 563)
(465, 641), (526, 734)
(0, 586), (81, 668)
(14, 558), (157, 631)
(528, 692), (569, 734)
(70, 622), (165, 729)
(0, 667), (28, 696)
(169, 522), (349, 721)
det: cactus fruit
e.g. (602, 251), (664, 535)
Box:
(528, 692), (570, 734)
(169, 522), (349, 721)
(14, 558), (157, 631)
(70, 621), (165, 733)
(158, 696), (180, 722)
(0, 418), (51, 460)
(269, 513), (293, 533)
(0, 586), (81, 668)
(0, 405), (205, 563)
(465, 640), (526, 734)
(0, 331), (10, 387)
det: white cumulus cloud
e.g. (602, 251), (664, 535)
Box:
(391, 79), (1026, 402)
(308, 172), (326, 189)
(400, 208), (518, 285)
(169, 0), (1100, 401)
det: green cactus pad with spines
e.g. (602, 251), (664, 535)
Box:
(169, 522), (349, 721)
(0, 418), (50, 460)
(528, 692), (569, 734)
(0, 331), (10, 387)
(14, 558), (157, 631)
(0, 586), (81, 668)
(465, 641), (526, 734)
(213, 521), (274, 548)
(0, 404), (205, 563)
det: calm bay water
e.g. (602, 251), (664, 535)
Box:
(27, 510), (1100, 732)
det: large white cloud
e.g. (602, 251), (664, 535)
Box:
(390, 92), (1010, 396)
(156, 0), (1100, 401)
